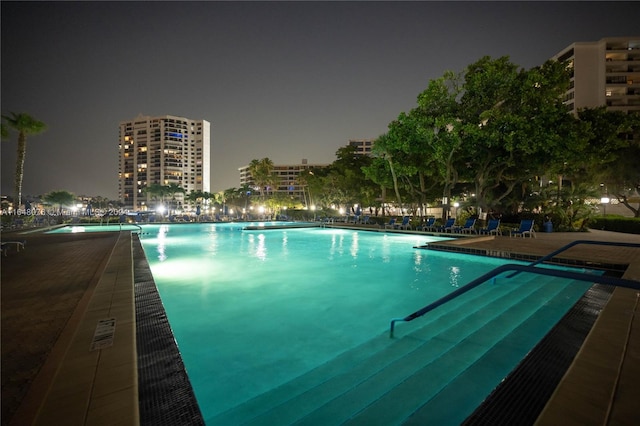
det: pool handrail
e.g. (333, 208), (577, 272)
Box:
(389, 262), (640, 338)
(506, 240), (640, 278)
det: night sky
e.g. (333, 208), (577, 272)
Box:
(2, 1), (639, 200)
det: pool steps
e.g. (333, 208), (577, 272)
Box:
(209, 273), (584, 424)
(405, 283), (585, 424)
(343, 283), (583, 425)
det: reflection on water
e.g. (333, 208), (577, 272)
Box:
(449, 266), (461, 287)
(247, 233), (268, 261)
(350, 232), (359, 259)
(156, 225), (168, 262)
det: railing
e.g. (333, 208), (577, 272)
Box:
(389, 243), (640, 338)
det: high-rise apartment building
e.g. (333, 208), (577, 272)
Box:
(552, 37), (640, 116)
(118, 114), (210, 210)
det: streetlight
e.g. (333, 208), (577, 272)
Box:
(453, 202), (460, 218)
(600, 197), (610, 216)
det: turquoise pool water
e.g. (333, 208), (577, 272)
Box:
(46, 221), (317, 233)
(137, 223), (593, 423)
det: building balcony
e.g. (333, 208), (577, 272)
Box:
(605, 97), (640, 107)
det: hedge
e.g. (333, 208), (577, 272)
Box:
(588, 216), (640, 235)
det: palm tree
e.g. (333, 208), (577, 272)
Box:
(238, 184), (253, 216)
(144, 183), (169, 212)
(165, 183), (185, 215)
(2, 112), (46, 207)
(214, 190), (229, 216)
(248, 158), (277, 200)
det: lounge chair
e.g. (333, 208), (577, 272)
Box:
(454, 218), (476, 234)
(479, 219), (501, 235)
(419, 217), (436, 231)
(511, 219), (536, 238)
(361, 215), (371, 225)
(384, 218), (397, 229)
(396, 216), (411, 230)
(437, 218), (456, 232)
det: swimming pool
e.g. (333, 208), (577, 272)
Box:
(137, 223), (593, 424)
(46, 221), (316, 233)
(46, 223), (144, 233)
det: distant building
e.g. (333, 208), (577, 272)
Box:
(552, 37), (640, 118)
(238, 159), (328, 204)
(118, 114), (210, 210)
(348, 138), (375, 156)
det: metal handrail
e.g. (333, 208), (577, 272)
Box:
(506, 240), (640, 278)
(389, 263), (640, 338)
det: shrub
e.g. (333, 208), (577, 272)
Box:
(588, 216), (640, 234)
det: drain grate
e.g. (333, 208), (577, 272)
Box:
(461, 283), (615, 425)
(133, 235), (205, 426)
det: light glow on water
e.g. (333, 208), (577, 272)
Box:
(138, 224), (500, 417)
(137, 223), (593, 422)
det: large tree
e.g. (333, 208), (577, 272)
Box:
(2, 112), (46, 207)
(368, 132), (404, 208)
(412, 71), (463, 219)
(577, 107), (640, 216)
(458, 57), (576, 215)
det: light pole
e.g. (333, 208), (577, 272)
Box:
(600, 197), (610, 216)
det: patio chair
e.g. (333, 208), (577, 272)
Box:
(454, 218), (477, 234)
(395, 216), (411, 230)
(479, 219), (501, 235)
(511, 219), (536, 238)
(419, 217), (436, 231)
(383, 218), (397, 229)
(437, 218), (456, 233)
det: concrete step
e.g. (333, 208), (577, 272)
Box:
(210, 272), (548, 424)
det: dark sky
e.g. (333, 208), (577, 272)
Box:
(2, 1), (639, 200)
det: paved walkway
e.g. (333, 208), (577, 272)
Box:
(1, 227), (639, 425)
(1, 232), (120, 425)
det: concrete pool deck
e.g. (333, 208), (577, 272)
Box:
(1, 226), (639, 425)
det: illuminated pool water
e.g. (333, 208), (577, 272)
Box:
(138, 223), (592, 423)
(46, 221), (313, 233)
